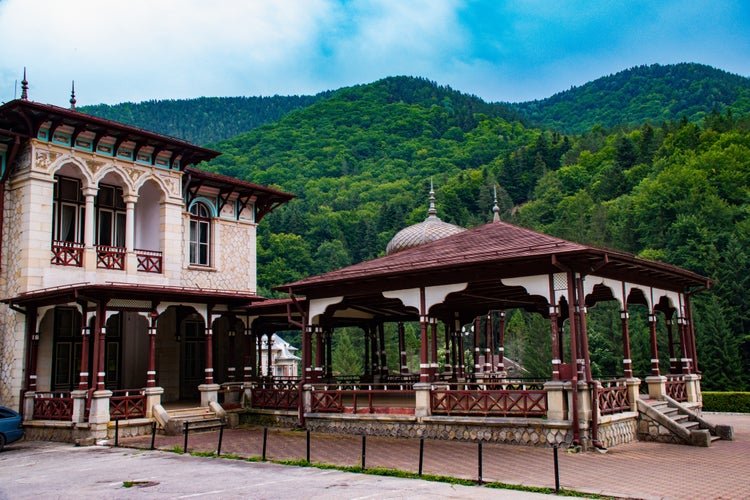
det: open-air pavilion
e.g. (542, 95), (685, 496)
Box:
(244, 212), (726, 450)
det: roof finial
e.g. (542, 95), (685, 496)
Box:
(20, 68), (28, 100)
(492, 185), (500, 222)
(428, 178), (437, 217)
(70, 81), (76, 110)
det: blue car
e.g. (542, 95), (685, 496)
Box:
(0, 405), (24, 451)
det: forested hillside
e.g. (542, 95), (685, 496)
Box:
(201, 73), (750, 390)
(512, 63), (750, 133)
(80, 94), (327, 145)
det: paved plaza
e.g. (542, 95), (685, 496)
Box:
(2, 413), (748, 499)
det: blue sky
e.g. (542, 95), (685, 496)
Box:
(0, 0), (748, 106)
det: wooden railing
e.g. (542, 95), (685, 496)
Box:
(597, 379), (631, 415)
(96, 245), (126, 270)
(136, 249), (162, 273)
(250, 378), (300, 410)
(251, 386), (299, 409)
(310, 383), (415, 414)
(51, 240), (84, 267)
(33, 392), (74, 421)
(665, 374), (687, 402)
(431, 383), (547, 417)
(109, 389), (146, 420)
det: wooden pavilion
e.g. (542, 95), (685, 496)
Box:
(245, 217), (731, 449)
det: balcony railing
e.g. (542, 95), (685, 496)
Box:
(51, 240), (84, 267)
(96, 245), (126, 270)
(109, 389), (146, 420)
(310, 383), (415, 414)
(136, 248), (162, 273)
(431, 383), (547, 417)
(33, 392), (74, 420)
(665, 374), (687, 402)
(597, 379), (631, 415)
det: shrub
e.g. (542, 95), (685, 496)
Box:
(702, 392), (750, 413)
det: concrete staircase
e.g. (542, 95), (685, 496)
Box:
(152, 402), (226, 436)
(636, 396), (733, 447)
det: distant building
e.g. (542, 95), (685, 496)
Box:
(258, 334), (300, 378)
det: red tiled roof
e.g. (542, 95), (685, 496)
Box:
(278, 220), (710, 295)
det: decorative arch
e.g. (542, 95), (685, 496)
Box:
(50, 156), (94, 187)
(188, 197), (218, 218)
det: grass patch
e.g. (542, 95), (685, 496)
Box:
(140, 445), (612, 498)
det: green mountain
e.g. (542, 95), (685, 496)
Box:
(511, 63), (750, 133)
(80, 94), (328, 145)
(202, 73), (750, 390)
(80, 66), (750, 389)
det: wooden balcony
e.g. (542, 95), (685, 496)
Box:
(51, 240), (84, 267)
(136, 248), (162, 273)
(96, 245), (126, 270)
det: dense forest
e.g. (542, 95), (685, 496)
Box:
(84, 65), (750, 391)
(80, 94), (328, 145)
(512, 63), (750, 133)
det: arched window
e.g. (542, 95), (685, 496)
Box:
(189, 202), (211, 266)
(52, 175), (84, 243)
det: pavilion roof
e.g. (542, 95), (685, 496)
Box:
(278, 220), (711, 300)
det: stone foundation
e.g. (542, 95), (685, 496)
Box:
(241, 409), (299, 428)
(304, 413), (575, 448)
(593, 413), (638, 448)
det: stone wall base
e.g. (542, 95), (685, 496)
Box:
(304, 413), (576, 449)
(240, 409), (299, 428)
(593, 413), (638, 448)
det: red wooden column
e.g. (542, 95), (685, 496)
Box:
(256, 331), (263, 377)
(227, 326), (237, 382)
(266, 333), (273, 377)
(620, 308), (633, 378)
(549, 305), (561, 381)
(204, 312), (214, 385)
(314, 326), (324, 380)
(665, 318), (678, 373)
(496, 311), (506, 372)
(473, 317), (481, 376)
(378, 323), (387, 376)
(398, 322), (408, 375)
(95, 303), (107, 391)
(78, 313), (91, 390)
(302, 326), (313, 383)
(419, 315), (430, 383)
(648, 313), (660, 376)
(483, 313), (492, 373)
(363, 326), (371, 377)
(146, 311), (158, 387)
(24, 306), (39, 391)
(243, 325), (254, 382)
(429, 318), (438, 380)
(678, 316), (691, 374)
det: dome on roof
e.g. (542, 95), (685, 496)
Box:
(385, 184), (466, 255)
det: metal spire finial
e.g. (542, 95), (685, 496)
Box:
(70, 81), (76, 110)
(428, 178), (437, 217)
(20, 68), (28, 100)
(492, 185), (500, 222)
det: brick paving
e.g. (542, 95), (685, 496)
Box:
(118, 413), (750, 499)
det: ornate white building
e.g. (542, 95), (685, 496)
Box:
(0, 81), (293, 440)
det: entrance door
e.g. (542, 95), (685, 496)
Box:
(180, 319), (205, 400)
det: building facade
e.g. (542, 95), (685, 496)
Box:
(0, 89), (292, 440)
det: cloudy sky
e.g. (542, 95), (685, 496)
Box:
(0, 0), (748, 106)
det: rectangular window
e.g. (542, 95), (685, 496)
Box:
(189, 219), (210, 266)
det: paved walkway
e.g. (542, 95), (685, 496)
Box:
(111, 413), (750, 499)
